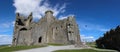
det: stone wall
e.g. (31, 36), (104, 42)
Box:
(12, 10), (81, 46)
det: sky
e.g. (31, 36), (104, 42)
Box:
(0, 0), (120, 45)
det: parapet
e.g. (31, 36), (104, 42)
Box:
(45, 10), (53, 15)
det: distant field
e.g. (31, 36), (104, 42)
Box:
(0, 45), (46, 52)
(53, 49), (115, 52)
(86, 42), (96, 48)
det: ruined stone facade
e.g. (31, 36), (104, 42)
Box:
(12, 10), (81, 46)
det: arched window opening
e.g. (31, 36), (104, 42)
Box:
(13, 38), (16, 42)
(68, 31), (72, 33)
(68, 23), (71, 26)
(61, 25), (63, 28)
(20, 28), (27, 31)
(56, 27), (57, 29)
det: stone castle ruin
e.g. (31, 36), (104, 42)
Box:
(12, 10), (81, 46)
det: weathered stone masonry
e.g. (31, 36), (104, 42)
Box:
(12, 10), (81, 46)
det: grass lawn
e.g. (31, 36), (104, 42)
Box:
(0, 46), (8, 49)
(53, 49), (115, 52)
(0, 45), (46, 52)
(47, 43), (65, 46)
(0, 43), (64, 52)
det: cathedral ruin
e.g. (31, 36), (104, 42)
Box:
(12, 10), (81, 46)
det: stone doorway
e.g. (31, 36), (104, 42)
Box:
(38, 37), (42, 43)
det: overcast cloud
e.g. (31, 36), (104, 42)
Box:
(13, 0), (66, 19)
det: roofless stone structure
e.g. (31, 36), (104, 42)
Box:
(12, 10), (82, 46)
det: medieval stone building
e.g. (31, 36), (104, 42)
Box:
(12, 10), (81, 46)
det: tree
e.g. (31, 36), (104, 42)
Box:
(96, 25), (120, 51)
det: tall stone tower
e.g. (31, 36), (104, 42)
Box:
(45, 10), (55, 23)
(12, 10), (82, 46)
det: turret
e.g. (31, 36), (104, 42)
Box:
(45, 10), (55, 23)
(45, 10), (53, 17)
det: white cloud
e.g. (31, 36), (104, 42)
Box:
(0, 34), (12, 45)
(59, 16), (68, 20)
(80, 35), (95, 42)
(0, 23), (11, 29)
(79, 22), (109, 32)
(0, 21), (15, 33)
(99, 28), (109, 32)
(0, 21), (14, 45)
(1, 23), (10, 28)
(13, 0), (67, 19)
(0, 21), (15, 29)
(12, 21), (15, 26)
(58, 14), (74, 20)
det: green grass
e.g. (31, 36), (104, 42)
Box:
(86, 42), (97, 48)
(53, 49), (115, 52)
(47, 43), (65, 46)
(0, 43), (65, 52)
(0, 45), (46, 52)
(0, 46), (8, 49)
